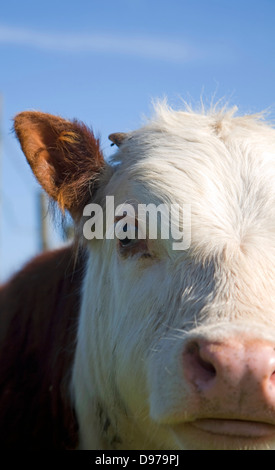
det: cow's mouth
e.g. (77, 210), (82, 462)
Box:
(190, 419), (275, 438)
(171, 419), (275, 449)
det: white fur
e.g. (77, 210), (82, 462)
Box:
(72, 102), (275, 450)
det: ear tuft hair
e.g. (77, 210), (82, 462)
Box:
(14, 111), (106, 219)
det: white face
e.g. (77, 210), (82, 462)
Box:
(76, 107), (275, 450)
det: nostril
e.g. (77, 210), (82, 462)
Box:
(197, 354), (216, 377)
(270, 370), (275, 385)
(184, 341), (216, 384)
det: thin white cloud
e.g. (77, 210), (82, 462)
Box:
(0, 24), (196, 63)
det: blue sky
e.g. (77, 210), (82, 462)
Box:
(1, 0), (275, 281)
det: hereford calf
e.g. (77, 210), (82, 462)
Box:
(2, 103), (275, 450)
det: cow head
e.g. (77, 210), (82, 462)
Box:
(14, 104), (275, 450)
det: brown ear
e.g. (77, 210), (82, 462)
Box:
(13, 111), (105, 218)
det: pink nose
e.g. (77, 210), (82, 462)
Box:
(183, 337), (275, 411)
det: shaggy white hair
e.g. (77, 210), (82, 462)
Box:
(73, 101), (275, 450)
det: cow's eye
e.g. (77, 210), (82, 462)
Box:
(118, 223), (139, 248)
(115, 219), (149, 256)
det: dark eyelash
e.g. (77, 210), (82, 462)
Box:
(118, 224), (138, 247)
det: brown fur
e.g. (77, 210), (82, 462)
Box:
(13, 112), (105, 218)
(0, 245), (86, 449)
(0, 112), (105, 449)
